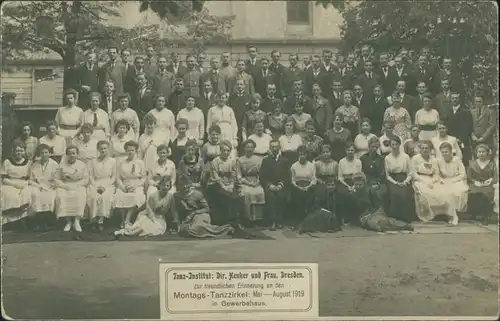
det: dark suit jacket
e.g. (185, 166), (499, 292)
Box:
(434, 91), (453, 118)
(132, 87), (155, 119)
(75, 63), (99, 109)
(199, 70), (227, 95)
(245, 59), (262, 80)
(327, 91), (343, 114)
(259, 154), (290, 189)
(168, 90), (189, 117)
(470, 106), (496, 144)
(166, 63), (188, 78)
(228, 92), (250, 127)
(399, 94), (418, 122)
(369, 96), (390, 135)
(377, 66), (398, 96)
(253, 69), (277, 98)
(311, 96), (333, 135)
(303, 68), (331, 96)
(356, 72), (381, 96)
(434, 69), (463, 95)
(99, 61), (124, 94)
(197, 92), (216, 124)
(283, 94), (313, 116)
(227, 72), (255, 96)
(260, 96), (280, 114)
(269, 62), (287, 98)
(282, 66), (304, 98)
(352, 95), (372, 119)
(408, 67), (434, 95)
(122, 62), (137, 95)
(338, 66), (357, 90)
(444, 105), (473, 148)
(100, 93), (120, 115)
(151, 70), (176, 98)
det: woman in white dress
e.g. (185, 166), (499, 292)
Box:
(110, 119), (133, 162)
(146, 95), (176, 145)
(110, 93), (140, 141)
(206, 93), (238, 153)
(1, 143), (32, 226)
(54, 145), (89, 232)
(177, 95), (205, 145)
(146, 144), (176, 199)
(39, 121), (67, 163)
(247, 121), (273, 159)
(354, 118), (377, 158)
(411, 140), (450, 223)
(29, 144), (59, 229)
(415, 93), (440, 141)
(87, 140), (117, 231)
(431, 121), (463, 160)
(71, 123), (99, 164)
(55, 89), (84, 143)
(138, 114), (169, 172)
(437, 142), (468, 225)
(383, 93), (411, 142)
(114, 176), (175, 237)
(279, 116), (303, 164)
(80, 92), (110, 142)
(114, 140), (146, 228)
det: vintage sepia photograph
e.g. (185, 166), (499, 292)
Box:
(1, 0), (499, 319)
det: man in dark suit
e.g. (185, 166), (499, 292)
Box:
(199, 57), (227, 95)
(352, 83), (371, 119)
(302, 55), (312, 72)
(100, 80), (119, 116)
(144, 46), (158, 79)
(445, 92), (473, 164)
(166, 52), (187, 78)
(470, 94), (497, 152)
(282, 53), (303, 99)
(269, 50), (287, 99)
(260, 83), (279, 114)
(99, 46), (124, 95)
(356, 60), (380, 97)
(245, 45), (261, 78)
(434, 57), (463, 96)
(283, 79), (313, 115)
(198, 79), (216, 141)
(168, 78), (188, 117)
(434, 79), (453, 118)
(75, 52), (99, 109)
(228, 78), (250, 143)
(392, 56), (411, 95)
(253, 57), (276, 98)
(259, 139), (290, 230)
(133, 73), (155, 119)
(377, 52), (398, 95)
(303, 55), (330, 96)
(183, 55), (202, 98)
(408, 55), (434, 96)
(227, 59), (254, 96)
(357, 44), (376, 73)
(393, 80), (417, 120)
(197, 52), (207, 74)
(412, 81), (429, 114)
(370, 84), (390, 135)
(121, 49), (136, 95)
(321, 49), (337, 73)
(327, 78), (344, 113)
(311, 83), (333, 136)
(151, 56), (176, 99)
(338, 58), (358, 91)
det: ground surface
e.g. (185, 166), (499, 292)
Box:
(2, 222), (499, 319)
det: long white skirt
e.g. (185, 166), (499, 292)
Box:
(91, 129), (108, 142)
(441, 178), (468, 214)
(413, 176), (450, 222)
(124, 213), (167, 237)
(58, 128), (79, 143)
(31, 188), (57, 213)
(55, 187), (87, 218)
(419, 130), (437, 141)
(87, 185), (116, 220)
(1, 184), (31, 211)
(114, 187), (145, 208)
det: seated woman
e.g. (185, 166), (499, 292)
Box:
(147, 94), (176, 146)
(176, 96), (204, 146)
(110, 119), (133, 163)
(178, 139), (204, 188)
(146, 144), (176, 199)
(54, 145), (89, 232)
(168, 118), (190, 167)
(237, 139), (266, 226)
(314, 144), (338, 214)
(200, 125), (221, 186)
(360, 137), (388, 210)
(467, 144), (498, 224)
(336, 143), (362, 226)
(302, 120), (323, 162)
(354, 118), (377, 159)
(242, 93), (267, 141)
(72, 123), (98, 164)
(114, 176), (175, 237)
(379, 120), (403, 157)
(411, 140), (449, 223)
(87, 140), (117, 232)
(437, 142), (468, 225)
(1, 143), (32, 227)
(325, 113), (352, 162)
(29, 144), (59, 230)
(278, 116), (303, 164)
(247, 121), (272, 159)
(290, 145), (317, 223)
(114, 140), (146, 228)
(336, 90), (360, 137)
(431, 121), (463, 160)
(404, 125), (424, 158)
(384, 136), (414, 223)
(174, 174), (235, 238)
(39, 121), (66, 163)
(139, 114), (169, 172)
(206, 140), (241, 226)
(352, 172), (414, 233)
(13, 121), (38, 160)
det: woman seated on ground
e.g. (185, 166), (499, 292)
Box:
(168, 118), (190, 167)
(39, 121), (66, 163)
(1, 143), (32, 227)
(29, 144), (59, 230)
(200, 125), (221, 186)
(354, 118), (377, 159)
(384, 136), (414, 223)
(437, 142), (468, 225)
(139, 114), (169, 172)
(302, 120), (323, 161)
(278, 116), (303, 164)
(360, 137), (388, 210)
(352, 172), (414, 233)
(146, 144), (176, 200)
(404, 125), (424, 158)
(237, 139), (266, 226)
(325, 113), (352, 162)
(111, 119), (133, 163)
(54, 145), (89, 232)
(314, 144), (338, 214)
(411, 140), (450, 224)
(87, 140), (117, 232)
(114, 176), (175, 237)
(72, 123), (98, 164)
(174, 175), (235, 238)
(467, 144), (498, 224)
(114, 140), (146, 229)
(290, 145), (317, 224)
(206, 140), (242, 226)
(431, 121), (462, 160)
(13, 121), (38, 160)
(178, 139), (204, 188)
(336, 143), (362, 226)
(247, 121), (273, 159)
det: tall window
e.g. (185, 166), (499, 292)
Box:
(286, 1), (310, 25)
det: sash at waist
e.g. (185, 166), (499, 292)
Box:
(59, 124), (79, 130)
(416, 172), (433, 177)
(419, 124), (437, 131)
(389, 172), (408, 182)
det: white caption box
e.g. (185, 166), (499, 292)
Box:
(159, 262), (318, 320)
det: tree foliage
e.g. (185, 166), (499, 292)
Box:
(318, 0), (498, 101)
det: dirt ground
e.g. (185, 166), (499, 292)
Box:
(2, 226), (499, 319)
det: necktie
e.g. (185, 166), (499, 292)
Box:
(478, 108), (482, 117)
(93, 113), (98, 127)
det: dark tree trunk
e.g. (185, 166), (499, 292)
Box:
(62, 1), (81, 100)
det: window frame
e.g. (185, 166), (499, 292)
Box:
(286, 1), (312, 25)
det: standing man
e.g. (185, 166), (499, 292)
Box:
(356, 60), (380, 97)
(75, 51), (99, 109)
(199, 57), (227, 96)
(446, 92), (474, 164)
(269, 50), (287, 99)
(408, 55), (434, 96)
(253, 57), (276, 98)
(220, 52), (237, 79)
(302, 55), (312, 71)
(284, 79), (313, 115)
(434, 79), (453, 117)
(434, 57), (463, 95)
(470, 94), (497, 153)
(377, 52), (398, 95)
(167, 52), (187, 78)
(100, 80), (119, 117)
(151, 56), (176, 99)
(227, 59), (254, 96)
(245, 45), (261, 78)
(183, 55), (202, 98)
(133, 73), (155, 119)
(168, 78), (188, 117)
(99, 46), (124, 95)
(197, 52), (207, 73)
(303, 55), (330, 96)
(283, 53), (303, 99)
(121, 49), (136, 95)
(144, 46), (158, 79)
